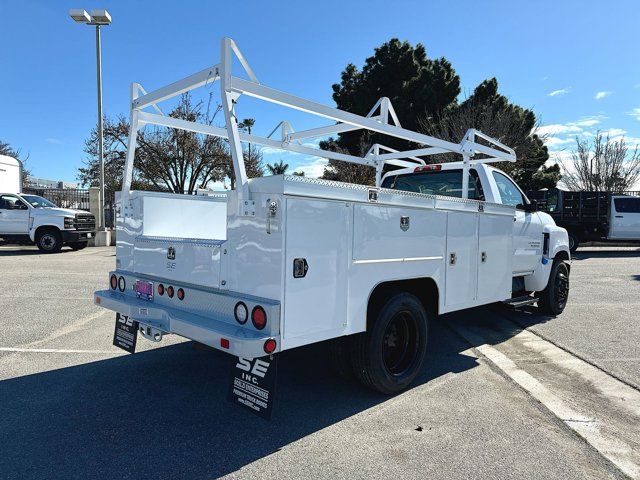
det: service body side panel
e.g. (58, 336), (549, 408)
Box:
(348, 204), (446, 334)
(477, 213), (513, 302)
(444, 211), (479, 309)
(281, 197), (350, 349)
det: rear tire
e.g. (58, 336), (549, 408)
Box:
(351, 293), (428, 394)
(537, 259), (570, 315)
(69, 241), (88, 251)
(35, 228), (62, 253)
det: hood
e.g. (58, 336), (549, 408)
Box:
(536, 211), (556, 226)
(30, 207), (89, 217)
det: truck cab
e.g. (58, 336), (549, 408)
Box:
(609, 195), (640, 240)
(0, 192), (96, 252)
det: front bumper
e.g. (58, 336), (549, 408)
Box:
(94, 288), (280, 359)
(62, 230), (94, 242)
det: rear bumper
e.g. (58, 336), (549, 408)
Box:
(94, 289), (279, 358)
(62, 230), (94, 242)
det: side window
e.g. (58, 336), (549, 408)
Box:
(0, 195), (27, 210)
(615, 198), (640, 213)
(492, 171), (525, 208)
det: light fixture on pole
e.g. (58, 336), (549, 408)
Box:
(69, 8), (112, 231)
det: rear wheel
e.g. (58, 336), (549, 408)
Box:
(69, 241), (88, 251)
(351, 293), (428, 394)
(537, 259), (570, 315)
(35, 228), (62, 253)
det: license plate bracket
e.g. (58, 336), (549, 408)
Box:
(134, 280), (154, 301)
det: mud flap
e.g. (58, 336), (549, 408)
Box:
(228, 355), (278, 420)
(113, 313), (139, 353)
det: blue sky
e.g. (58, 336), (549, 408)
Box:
(1, 0), (639, 183)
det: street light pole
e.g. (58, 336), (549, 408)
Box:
(69, 9), (111, 231)
(95, 24), (105, 230)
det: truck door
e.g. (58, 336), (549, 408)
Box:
(491, 171), (543, 275)
(0, 194), (30, 234)
(610, 197), (640, 239)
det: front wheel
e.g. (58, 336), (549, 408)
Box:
(537, 259), (570, 315)
(350, 293), (428, 394)
(35, 229), (62, 253)
(568, 232), (580, 253)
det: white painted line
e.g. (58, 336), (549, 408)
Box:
(450, 318), (640, 479)
(0, 347), (124, 355)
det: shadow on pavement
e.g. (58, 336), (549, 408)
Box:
(0, 319), (479, 479)
(572, 248), (640, 260)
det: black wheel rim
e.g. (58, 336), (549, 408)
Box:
(382, 311), (419, 376)
(40, 234), (56, 250)
(555, 266), (569, 308)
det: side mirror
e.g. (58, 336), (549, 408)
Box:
(519, 199), (538, 213)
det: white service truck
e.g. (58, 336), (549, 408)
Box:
(94, 38), (571, 395)
(0, 155), (96, 252)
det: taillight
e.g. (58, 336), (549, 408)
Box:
(118, 276), (126, 292)
(157, 284), (164, 296)
(234, 302), (248, 324)
(251, 306), (267, 330)
(220, 338), (230, 349)
(264, 338), (276, 354)
(414, 164), (442, 172)
(166, 286), (174, 298)
(177, 288), (185, 301)
(110, 274), (117, 290)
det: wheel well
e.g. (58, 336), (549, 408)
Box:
(367, 277), (439, 325)
(555, 250), (569, 261)
(35, 225), (60, 239)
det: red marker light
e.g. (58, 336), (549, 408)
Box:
(251, 306), (267, 330)
(157, 284), (165, 296)
(414, 164), (442, 172)
(167, 286), (174, 298)
(110, 274), (117, 290)
(177, 288), (185, 301)
(220, 338), (230, 349)
(95, 296), (101, 305)
(264, 338), (276, 354)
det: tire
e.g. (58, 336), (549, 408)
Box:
(69, 241), (88, 251)
(350, 293), (429, 394)
(568, 232), (579, 253)
(327, 337), (353, 380)
(35, 228), (62, 253)
(537, 259), (570, 315)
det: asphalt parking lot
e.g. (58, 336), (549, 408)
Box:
(0, 245), (638, 480)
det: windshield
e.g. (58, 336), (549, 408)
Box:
(20, 195), (58, 208)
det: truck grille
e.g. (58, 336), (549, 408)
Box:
(75, 213), (96, 231)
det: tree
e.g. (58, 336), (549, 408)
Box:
(561, 132), (640, 192)
(423, 78), (551, 190)
(266, 160), (288, 175)
(292, 171), (305, 176)
(0, 140), (31, 188)
(531, 164), (562, 190)
(321, 38), (460, 183)
(78, 94), (263, 196)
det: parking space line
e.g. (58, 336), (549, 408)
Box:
(0, 347), (124, 355)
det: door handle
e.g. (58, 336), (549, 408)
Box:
(481, 251), (487, 263)
(449, 252), (457, 266)
(615, 215), (624, 218)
